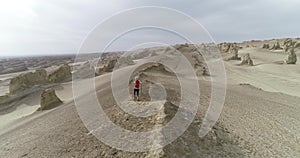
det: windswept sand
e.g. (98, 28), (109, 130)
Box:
(0, 91), (41, 133)
(226, 47), (300, 97)
(0, 60), (299, 157)
(0, 44), (300, 157)
(0, 82), (73, 135)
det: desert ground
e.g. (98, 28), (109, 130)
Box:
(0, 38), (299, 157)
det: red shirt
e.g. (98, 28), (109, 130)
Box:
(134, 80), (140, 89)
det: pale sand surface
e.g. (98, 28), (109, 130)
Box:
(53, 82), (74, 102)
(0, 70), (299, 157)
(0, 82), (73, 135)
(0, 46), (299, 157)
(226, 47), (300, 97)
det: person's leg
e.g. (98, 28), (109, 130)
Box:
(136, 89), (140, 101)
(134, 89), (138, 101)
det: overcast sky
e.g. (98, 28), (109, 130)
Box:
(0, 0), (299, 56)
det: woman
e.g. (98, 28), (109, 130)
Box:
(133, 76), (142, 101)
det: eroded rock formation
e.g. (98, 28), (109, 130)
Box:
(219, 43), (232, 53)
(284, 51), (297, 64)
(284, 46), (297, 64)
(191, 52), (209, 76)
(103, 59), (117, 72)
(48, 64), (72, 83)
(95, 59), (117, 76)
(295, 42), (300, 49)
(262, 44), (270, 49)
(283, 39), (293, 52)
(174, 43), (197, 53)
(39, 88), (62, 110)
(172, 44), (209, 76)
(226, 44), (241, 60)
(9, 69), (47, 94)
(270, 41), (282, 50)
(282, 39), (297, 64)
(116, 56), (135, 68)
(240, 53), (254, 66)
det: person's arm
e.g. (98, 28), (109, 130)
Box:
(133, 80), (136, 85)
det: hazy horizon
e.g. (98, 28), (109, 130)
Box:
(1, 0), (299, 57)
(0, 36), (299, 58)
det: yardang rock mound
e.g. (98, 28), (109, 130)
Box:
(39, 88), (63, 110)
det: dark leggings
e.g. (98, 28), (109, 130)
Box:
(134, 89), (139, 96)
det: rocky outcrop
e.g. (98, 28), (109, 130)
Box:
(9, 64), (73, 94)
(0, 95), (9, 105)
(172, 44), (210, 76)
(141, 63), (173, 76)
(39, 88), (62, 110)
(240, 53), (254, 66)
(283, 39), (293, 45)
(295, 42), (300, 49)
(9, 69), (47, 94)
(95, 59), (117, 76)
(283, 39), (293, 52)
(219, 43), (232, 53)
(116, 56), (135, 68)
(284, 51), (297, 64)
(226, 44), (241, 60)
(171, 44), (209, 76)
(262, 44), (270, 49)
(191, 52), (209, 76)
(270, 41), (282, 50)
(218, 43), (241, 60)
(283, 39), (297, 64)
(174, 44), (197, 53)
(48, 64), (72, 83)
(103, 59), (117, 71)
